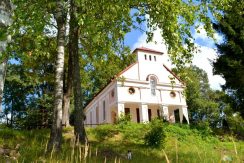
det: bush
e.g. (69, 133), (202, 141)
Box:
(144, 119), (166, 148)
(165, 124), (192, 142)
(118, 122), (148, 143)
(191, 121), (213, 137)
(93, 124), (119, 141)
(116, 114), (131, 126)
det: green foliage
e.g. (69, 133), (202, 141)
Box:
(213, 0), (244, 118)
(2, 49), (55, 129)
(93, 124), (119, 141)
(118, 122), (148, 144)
(193, 121), (213, 136)
(82, 48), (135, 105)
(144, 119), (166, 148)
(175, 66), (229, 128)
(116, 113), (131, 126)
(165, 124), (193, 141)
(226, 113), (244, 136)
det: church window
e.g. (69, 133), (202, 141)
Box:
(150, 76), (156, 95)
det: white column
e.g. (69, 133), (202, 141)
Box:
(160, 105), (169, 121)
(182, 106), (189, 124)
(117, 103), (125, 118)
(140, 104), (149, 123)
(179, 106), (189, 124)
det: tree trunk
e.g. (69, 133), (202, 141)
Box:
(47, 1), (66, 152)
(62, 51), (72, 127)
(70, 0), (87, 143)
(0, 0), (12, 112)
(0, 58), (8, 112)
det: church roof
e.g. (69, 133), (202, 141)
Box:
(133, 47), (164, 54)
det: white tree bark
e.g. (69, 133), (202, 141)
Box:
(47, 1), (66, 152)
(0, 0), (12, 112)
(0, 57), (8, 112)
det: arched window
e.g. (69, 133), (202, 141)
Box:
(150, 76), (156, 95)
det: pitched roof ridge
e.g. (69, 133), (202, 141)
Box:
(133, 47), (164, 54)
(163, 64), (185, 84)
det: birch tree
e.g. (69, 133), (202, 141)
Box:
(10, 0), (67, 151)
(0, 0), (12, 112)
(47, 0), (67, 152)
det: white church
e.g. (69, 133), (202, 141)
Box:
(84, 47), (189, 126)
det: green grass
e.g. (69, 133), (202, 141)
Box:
(0, 122), (244, 162)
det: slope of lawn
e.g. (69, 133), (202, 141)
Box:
(0, 122), (243, 162)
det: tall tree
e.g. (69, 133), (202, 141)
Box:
(47, 0), (67, 152)
(2, 57), (55, 129)
(10, 0), (68, 150)
(0, 0), (12, 112)
(213, 0), (244, 117)
(69, 0), (87, 143)
(175, 66), (219, 125)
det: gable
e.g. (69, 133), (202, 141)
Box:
(117, 62), (139, 80)
(117, 61), (183, 85)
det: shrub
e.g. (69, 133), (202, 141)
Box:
(118, 122), (148, 143)
(116, 114), (131, 126)
(144, 119), (166, 148)
(165, 124), (192, 142)
(93, 124), (119, 141)
(192, 121), (213, 137)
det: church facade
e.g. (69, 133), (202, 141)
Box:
(84, 47), (189, 126)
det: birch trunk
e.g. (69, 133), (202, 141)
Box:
(0, 0), (12, 112)
(0, 58), (7, 112)
(47, 1), (66, 152)
(70, 0), (87, 143)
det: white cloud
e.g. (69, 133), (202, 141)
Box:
(132, 28), (225, 90)
(193, 25), (223, 47)
(192, 46), (225, 90)
(194, 25), (208, 40)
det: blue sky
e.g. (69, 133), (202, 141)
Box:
(124, 26), (225, 90)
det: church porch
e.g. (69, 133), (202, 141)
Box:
(110, 102), (189, 124)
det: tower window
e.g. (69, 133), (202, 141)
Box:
(150, 76), (156, 96)
(149, 55), (152, 61)
(144, 54), (147, 60)
(154, 56), (156, 61)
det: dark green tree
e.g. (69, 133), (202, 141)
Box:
(2, 51), (55, 129)
(213, 0), (244, 118)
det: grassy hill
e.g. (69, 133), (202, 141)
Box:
(0, 121), (244, 162)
